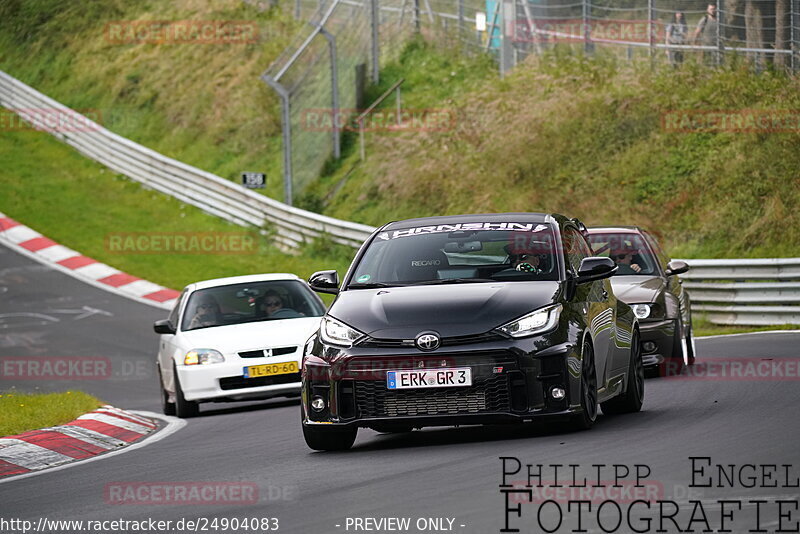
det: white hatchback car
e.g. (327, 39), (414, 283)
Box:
(153, 274), (326, 417)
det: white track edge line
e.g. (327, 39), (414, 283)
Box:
(696, 329), (800, 340)
(0, 238), (171, 311)
(0, 411), (186, 485)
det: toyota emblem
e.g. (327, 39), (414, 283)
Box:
(415, 332), (441, 351)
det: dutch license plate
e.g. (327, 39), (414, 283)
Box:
(244, 361), (299, 378)
(387, 368), (472, 389)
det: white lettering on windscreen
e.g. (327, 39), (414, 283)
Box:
(378, 223), (549, 240)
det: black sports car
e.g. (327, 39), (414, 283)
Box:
(586, 227), (695, 376)
(301, 213), (644, 451)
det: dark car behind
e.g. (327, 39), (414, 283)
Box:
(586, 227), (695, 376)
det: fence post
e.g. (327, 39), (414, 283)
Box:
(396, 86), (402, 126)
(485, 0), (501, 53)
(519, 0), (541, 56)
(792, 0), (798, 73)
(458, 0), (464, 33)
(295, 0), (301, 19)
(716, 0), (723, 66)
(317, 26), (341, 160)
(261, 76), (293, 206)
(371, 0), (380, 84)
(583, 0), (592, 54)
(648, 0), (655, 60)
(414, 0), (420, 33)
(359, 119), (366, 160)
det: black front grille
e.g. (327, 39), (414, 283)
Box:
(219, 372), (301, 390)
(358, 332), (504, 348)
(354, 374), (511, 417)
(239, 350), (265, 359)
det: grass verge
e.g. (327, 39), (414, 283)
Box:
(318, 45), (800, 259)
(0, 391), (102, 437)
(0, 127), (354, 295)
(0, 0), (299, 200)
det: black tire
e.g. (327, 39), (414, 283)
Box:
(602, 330), (644, 415)
(301, 406), (357, 451)
(661, 320), (687, 377)
(571, 340), (598, 430)
(173, 363), (199, 418)
(158, 366), (176, 416)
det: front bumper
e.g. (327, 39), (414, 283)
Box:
(301, 335), (585, 429)
(177, 357), (301, 402)
(638, 319), (678, 367)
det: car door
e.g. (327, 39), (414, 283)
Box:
(562, 226), (615, 388)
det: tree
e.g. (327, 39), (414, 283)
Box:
(744, 0), (765, 69)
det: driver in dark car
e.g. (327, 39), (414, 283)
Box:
(504, 244), (545, 274)
(611, 247), (643, 274)
(512, 253), (542, 273)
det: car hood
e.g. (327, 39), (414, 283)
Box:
(609, 275), (664, 304)
(329, 282), (562, 338)
(179, 317), (322, 354)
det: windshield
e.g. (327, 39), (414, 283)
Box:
(586, 233), (658, 276)
(348, 222), (561, 288)
(181, 280), (325, 331)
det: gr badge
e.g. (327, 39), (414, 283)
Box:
(241, 172), (266, 189)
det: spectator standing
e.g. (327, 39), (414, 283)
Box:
(665, 12), (688, 65)
(693, 3), (720, 64)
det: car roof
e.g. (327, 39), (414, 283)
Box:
(381, 213), (556, 231)
(586, 226), (643, 234)
(188, 273), (302, 292)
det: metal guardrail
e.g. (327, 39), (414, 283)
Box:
(1, 71), (797, 325)
(0, 70), (375, 251)
(677, 258), (800, 326)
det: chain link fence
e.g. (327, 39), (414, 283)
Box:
(261, 0), (798, 205)
(508, 1), (799, 71)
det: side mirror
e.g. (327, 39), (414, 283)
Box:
(665, 260), (689, 276)
(576, 257), (617, 284)
(308, 270), (339, 294)
(153, 319), (176, 335)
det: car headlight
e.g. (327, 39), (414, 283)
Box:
(319, 316), (364, 347)
(496, 304), (562, 338)
(631, 304), (652, 319)
(183, 349), (224, 365)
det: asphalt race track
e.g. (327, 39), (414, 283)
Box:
(1, 243), (799, 534)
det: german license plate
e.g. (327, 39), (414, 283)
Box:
(387, 368), (472, 389)
(244, 361), (298, 378)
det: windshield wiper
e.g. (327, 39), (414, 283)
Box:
(409, 278), (496, 286)
(347, 282), (398, 289)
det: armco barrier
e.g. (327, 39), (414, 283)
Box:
(0, 70), (375, 251)
(1, 71), (797, 326)
(678, 258), (800, 326)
